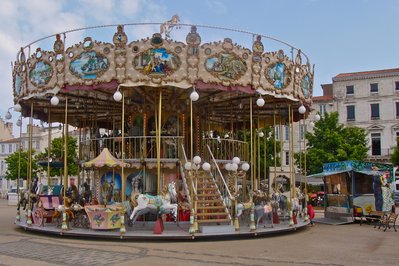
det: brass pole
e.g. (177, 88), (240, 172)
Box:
(47, 107), (51, 186)
(190, 96), (193, 161)
(16, 115), (22, 221)
(157, 89), (162, 194)
(63, 97), (68, 204)
(121, 92), (126, 201)
(26, 103), (33, 225)
(273, 112), (277, 193)
(290, 106), (295, 199)
(288, 105), (293, 200)
(256, 115), (260, 189)
(264, 123), (267, 193)
(249, 96), (253, 191)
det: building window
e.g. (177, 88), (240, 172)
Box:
(8, 144), (12, 153)
(275, 126), (279, 140)
(285, 151), (289, 166)
(346, 85), (354, 95)
(395, 81), (399, 91)
(319, 104), (326, 116)
(371, 133), (381, 156)
(370, 103), (380, 120)
(300, 124), (305, 140)
(1, 144), (4, 153)
(1, 161), (3, 173)
(346, 105), (355, 121)
(396, 102), (399, 118)
(36, 141), (40, 150)
(370, 83), (378, 93)
(285, 126), (289, 141)
(396, 132), (399, 144)
(21, 141), (25, 150)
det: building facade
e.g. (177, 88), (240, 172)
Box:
(329, 68), (399, 162)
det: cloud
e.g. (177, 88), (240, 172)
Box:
(205, 0), (228, 15)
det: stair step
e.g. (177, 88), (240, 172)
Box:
(197, 193), (220, 197)
(197, 206), (226, 210)
(196, 212), (228, 216)
(197, 218), (231, 224)
(197, 199), (224, 203)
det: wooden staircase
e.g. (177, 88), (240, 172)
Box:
(194, 170), (231, 225)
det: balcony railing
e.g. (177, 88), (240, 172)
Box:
(80, 136), (184, 161)
(201, 138), (249, 163)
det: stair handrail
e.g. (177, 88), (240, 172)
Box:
(180, 144), (196, 198)
(207, 144), (233, 200)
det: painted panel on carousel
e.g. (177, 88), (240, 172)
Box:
(133, 47), (181, 76)
(14, 74), (22, 95)
(126, 170), (144, 199)
(100, 172), (121, 204)
(205, 52), (248, 81)
(301, 75), (311, 98)
(29, 61), (53, 87)
(69, 51), (109, 79)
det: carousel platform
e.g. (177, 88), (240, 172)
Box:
(15, 218), (310, 240)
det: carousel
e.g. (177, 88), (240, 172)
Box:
(12, 16), (314, 239)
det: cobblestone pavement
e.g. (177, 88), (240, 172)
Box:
(1, 200), (398, 266)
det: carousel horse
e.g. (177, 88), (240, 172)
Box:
(52, 197), (75, 226)
(129, 181), (178, 224)
(17, 189), (39, 211)
(160, 14), (180, 38)
(271, 192), (289, 221)
(253, 202), (273, 228)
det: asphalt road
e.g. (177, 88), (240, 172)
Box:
(0, 199), (398, 266)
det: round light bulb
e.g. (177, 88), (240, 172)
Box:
(256, 97), (265, 107)
(193, 156), (201, 165)
(190, 90), (199, 102)
(202, 162), (211, 171)
(16, 119), (22, 127)
(314, 114), (321, 121)
(50, 95), (59, 106)
(259, 131), (264, 138)
(231, 163), (238, 172)
(232, 157), (240, 165)
(241, 162), (250, 171)
(14, 103), (22, 112)
(184, 162), (192, 170)
(5, 111), (12, 120)
(298, 105), (306, 114)
(113, 91), (122, 102)
(309, 121), (315, 127)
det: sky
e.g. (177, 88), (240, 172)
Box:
(1, 0), (399, 134)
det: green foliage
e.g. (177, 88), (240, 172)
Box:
(295, 112), (368, 175)
(36, 136), (78, 176)
(390, 140), (399, 166)
(237, 126), (281, 179)
(4, 149), (38, 180)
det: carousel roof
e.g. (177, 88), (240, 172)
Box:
(83, 148), (127, 168)
(11, 20), (314, 127)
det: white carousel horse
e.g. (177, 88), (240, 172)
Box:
(129, 181), (178, 224)
(160, 14), (180, 38)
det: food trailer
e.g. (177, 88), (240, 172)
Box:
(310, 161), (394, 221)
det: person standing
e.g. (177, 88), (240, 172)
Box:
(307, 203), (315, 226)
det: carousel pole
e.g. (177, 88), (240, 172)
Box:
(16, 115), (22, 222)
(273, 112), (277, 193)
(304, 112), (309, 222)
(120, 91), (126, 236)
(288, 104), (294, 226)
(157, 89), (162, 195)
(249, 96), (253, 191)
(257, 115), (260, 190)
(62, 97), (68, 231)
(26, 102), (33, 226)
(47, 107), (51, 186)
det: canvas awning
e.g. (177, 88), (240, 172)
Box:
(83, 148), (128, 168)
(307, 170), (349, 179)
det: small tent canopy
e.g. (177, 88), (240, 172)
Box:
(83, 148), (128, 168)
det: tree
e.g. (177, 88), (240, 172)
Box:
(295, 112), (368, 175)
(4, 149), (38, 181)
(390, 140), (399, 166)
(237, 126), (281, 182)
(36, 136), (78, 177)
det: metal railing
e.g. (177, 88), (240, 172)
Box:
(80, 135), (183, 161)
(202, 138), (249, 163)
